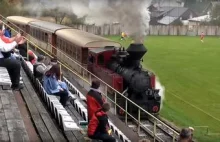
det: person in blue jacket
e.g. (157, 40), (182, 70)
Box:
(43, 64), (69, 107)
(4, 27), (11, 38)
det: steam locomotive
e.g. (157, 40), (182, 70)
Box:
(88, 43), (161, 115)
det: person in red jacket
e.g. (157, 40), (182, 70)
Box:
(200, 32), (205, 43)
(87, 80), (105, 121)
(88, 102), (116, 142)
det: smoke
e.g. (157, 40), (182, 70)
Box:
(155, 78), (165, 109)
(72, 0), (152, 43)
(23, 0), (152, 43)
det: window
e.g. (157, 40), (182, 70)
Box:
(97, 54), (104, 65)
(45, 33), (48, 42)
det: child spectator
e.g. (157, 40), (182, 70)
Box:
(88, 102), (115, 142)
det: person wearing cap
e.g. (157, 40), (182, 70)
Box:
(88, 102), (115, 142)
(178, 128), (193, 142)
(33, 55), (47, 83)
(87, 79), (106, 121)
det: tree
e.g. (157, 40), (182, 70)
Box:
(210, 4), (220, 25)
(0, 0), (17, 16)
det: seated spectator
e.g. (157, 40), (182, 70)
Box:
(26, 60), (34, 72)
(27, 50), (37, 64)
(33, 55), (46, 82)
(51, 57), (58, 65)
(0, 32), (23, 90)
(87, 80), (105, 121)
(43, 64), (69, 107)
(44, 57), (58, 72)
(88, 102), (115, 142)
(178, 128), (193, 142)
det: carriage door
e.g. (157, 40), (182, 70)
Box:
(51, 34), (57, 55)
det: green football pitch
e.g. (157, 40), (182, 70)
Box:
(107, 36), (220, 142)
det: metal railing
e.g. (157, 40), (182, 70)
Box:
(1, 15), (179, 141)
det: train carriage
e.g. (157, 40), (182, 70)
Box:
(28, 21), (72, 55)
(55, 29), (121, 74)
(6, 16), (38, 36)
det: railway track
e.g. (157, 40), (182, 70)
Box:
(125, 118), (179, 142)
(62, 70), (180, 142)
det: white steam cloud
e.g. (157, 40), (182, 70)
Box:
(23, 0), (152, 43)
(155, 78), (165, 109)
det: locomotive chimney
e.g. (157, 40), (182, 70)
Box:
(126, 43), (147, 60)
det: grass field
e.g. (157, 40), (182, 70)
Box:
(107, 36), (220, 142)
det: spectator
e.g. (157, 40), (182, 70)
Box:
(33, 55), (46, 82)
(87, 80), (105, 121)
(178, 128), (193, 142)
(27, 50), (37, 64)
(0, 23), (26, 60)
(17, 41), (27, 58)
(88, 102), (115, 142)
(43, 64), (69, 107)
(50, 57), (58, 65)
(44, 57), (58, 72)
(26, 59), (34, 72)
(4, 27), (11, 38)
(0, 33), (23, 90)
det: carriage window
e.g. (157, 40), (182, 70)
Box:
(97, 54), (104, 65)
(45, 33), (48, 42)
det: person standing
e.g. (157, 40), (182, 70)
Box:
(120, 32), (126, 41)
(0, 34), (23, 90)
(87, 80), (105, 121)
(200, 32), (205, 43)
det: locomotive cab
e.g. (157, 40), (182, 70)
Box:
(88, 46), (124, 92)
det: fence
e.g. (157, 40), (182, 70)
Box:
(73, 24), (220, 36)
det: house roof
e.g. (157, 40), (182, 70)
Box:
(152, 0), (183, 8)
(157, 16), (178, 25)
(166, 7), (188, 17)
(151, 7), (173, 18)
(151, 7), (189, 18)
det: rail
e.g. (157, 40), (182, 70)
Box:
(0, 15), (179, 141)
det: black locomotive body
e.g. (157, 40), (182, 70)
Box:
(88, 43), (161, 116)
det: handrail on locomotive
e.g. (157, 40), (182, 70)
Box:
(0, 15), (179, 142)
